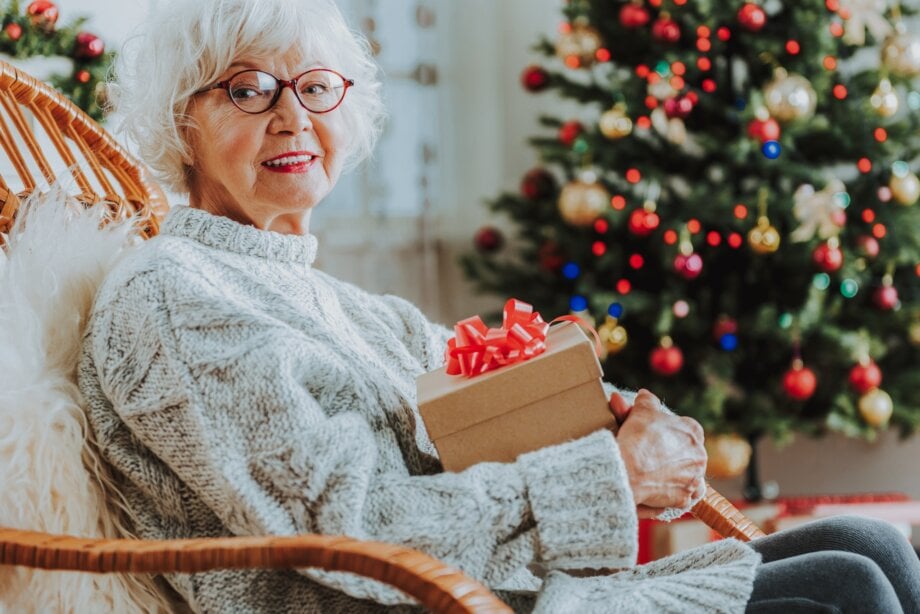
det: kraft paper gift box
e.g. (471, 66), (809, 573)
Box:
(416, 307), (615, 472)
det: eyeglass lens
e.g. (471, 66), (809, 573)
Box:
(227, 69), (347, 113)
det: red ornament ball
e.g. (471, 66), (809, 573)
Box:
(849, 361), (882, 394)
(74, 32), (105, 60)
(521, 65), (550, 93)
(873, 285), (898, 310)
(559, 119), (585, 147)
(619, 3), (651, 28)
(857, 235), (880, 259)
(783, 365), (817, 400)
(651, 16), (681, 43)
(558, 120), (584, 146)
(520, 168), (555, 200)
(474, 226), (504, 253)
(628, 208), (660, 236)
(812, 242), (843, 272)
(674, 252), (703, 279)
(738, 3), (767, 32)
(4, 22), (22, 41)
(538, 240), (564, 272)
(747, 117), (780, 142)
(663, 95), (694, 119)
(650, 344), (684, 376)
(712, 316), (738, 341)
(26, 0), (58, 30)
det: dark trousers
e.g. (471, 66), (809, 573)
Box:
(747, 516), (920, 613)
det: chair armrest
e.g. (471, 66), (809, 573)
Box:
(0, 528), (511, 614)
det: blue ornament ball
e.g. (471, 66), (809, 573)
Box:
(762, 140), (781, 159)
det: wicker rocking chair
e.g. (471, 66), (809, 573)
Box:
(0, 59), (764, 613)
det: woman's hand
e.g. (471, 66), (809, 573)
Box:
(609, 389), (707, 510)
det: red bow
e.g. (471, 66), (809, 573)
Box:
(444, 298), (601, 377)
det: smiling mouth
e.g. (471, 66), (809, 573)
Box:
(262, 154), (318, 168)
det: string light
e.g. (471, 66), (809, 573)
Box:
(830, 22), (844, 37)
(857, 158), (872, 173)
(786, 40), (801, 54)
(596, 48), (611, 62)
(562, 262), (581, 279)
(636, 64), (650, 78)
(616, 279), (632, 294)
(872, 223), (886, 238)
(645, 95), (659, 109)
(664, 229), (679, 245)
(608, 302), (624, 318)
(626, 168), (642, 183)
(673, 300), (690, 317)
(702, 79), (717, 92)
(717, 27), (731, 41)
(707, 231), (722, 246)
(636, 116), (652, 129)
(592, 241), (606, 256)
(697, 38), (712, 52)
(687, 219), (701, 233)
(728, 232), (743, 248)
(697, 57), (712, 71)
(629, 253), (645, 269)
(570, 295), (588, 311)
(862, 209), (876, 223)
(823, 56), (837, 70)
(697, 25), (711, 38)
(594, 219), (609, 233)
(813, 273), (831, 290)
(841, 279), (859, 298)
(734, 204), (749, 219)
(833, 84), (847, 99)
(671, 61), (686, 75)
(611, 195), (627, 210)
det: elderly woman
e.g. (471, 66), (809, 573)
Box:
(77, 0), (920, 612)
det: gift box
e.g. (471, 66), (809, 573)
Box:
(416, 301), (614, 472)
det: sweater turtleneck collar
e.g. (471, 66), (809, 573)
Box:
(159, 205), (318, 266)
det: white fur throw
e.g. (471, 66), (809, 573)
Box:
(0, 191), (169, 613)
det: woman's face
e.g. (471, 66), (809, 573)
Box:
(186, 49), (349, 234)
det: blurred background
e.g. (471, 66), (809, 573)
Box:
(3, 0), (919, 521)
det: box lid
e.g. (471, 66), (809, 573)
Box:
(416, 321), (604, 439)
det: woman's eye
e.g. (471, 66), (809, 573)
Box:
(231, 86), (262, 99)
(302, 83), (329, 96)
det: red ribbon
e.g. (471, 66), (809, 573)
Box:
(444, 298), (602, 377)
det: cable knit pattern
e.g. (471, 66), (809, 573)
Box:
(77, 205), (759, 612)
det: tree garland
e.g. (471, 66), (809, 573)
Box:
(0, 0), (113, 121)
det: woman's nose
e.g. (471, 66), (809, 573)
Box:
(270, 87), (314, 133)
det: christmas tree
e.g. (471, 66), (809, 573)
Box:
(460, 0), (920, 480)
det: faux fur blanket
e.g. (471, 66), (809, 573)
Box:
(0, 191), (169, 613)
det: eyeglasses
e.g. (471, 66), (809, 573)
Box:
(195, 68), (355, 115)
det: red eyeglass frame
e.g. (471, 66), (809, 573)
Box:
(195, 68), (355, 115)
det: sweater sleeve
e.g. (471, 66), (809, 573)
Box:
(376, 292), (454, 371)
(90, 273), (638, 606)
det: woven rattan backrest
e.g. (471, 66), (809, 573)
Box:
(0, 60), (166, 241)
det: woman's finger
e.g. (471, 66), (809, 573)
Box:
(609, 392), (632, 424)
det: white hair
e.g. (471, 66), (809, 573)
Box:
(109, 0), (386, 194)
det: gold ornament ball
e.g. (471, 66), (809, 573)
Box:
(558, 180), (610, 226)
(747, 218), (781, 254)
(870, 79), (899, 118)
(555, 23), (603, 67)
(858, 388), (894, 428)
(599, 319), (628, 354)
(704, 433), (753, 479)
(764, 70), (817, 123)
(882, 31), (920, 78)
(909, 321), (920, 347)
(890, 171), (920, 206)
(599, 106), (633, 140)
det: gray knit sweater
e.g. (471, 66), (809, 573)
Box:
(78, 205), (759, 613)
